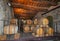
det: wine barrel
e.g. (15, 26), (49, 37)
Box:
(0, 35), (6, 40)
(34, 19), (38, 25)
(36, 28), (44, 37)
(10, 19), (17, 25)
(40, 18), (49, 25)
(31, 25), (35, 32)
(26, 20), (32, 25)
(23, 25), (30, 33)
(47, 27), (54, 36)
(14, 33), (20, 39)
(32, 27), (54, 37)
(4, 25), (18, 34)
(23, 25), (35, 33)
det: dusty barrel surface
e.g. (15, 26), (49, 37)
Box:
(4, 25), (18, 34)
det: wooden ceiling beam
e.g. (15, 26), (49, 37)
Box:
(11, 3), (48, 12)
(14, 13), (35, 19)
(14, 12), (36, 16)
(10, 0), (57, 6)
(13, 7), (38, 14)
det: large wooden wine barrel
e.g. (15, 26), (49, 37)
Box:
(4, 25), (18, 34)
(36, 28), (44, 37)
(26, 20), (32, 25)
(47, 27), (54, 36)
(10, 19), (17, 25)
(32, 26), (54, 37)
(23, 25), (30, 33)
(14, 33), (20, 39)
(40, 18), (49, 25)
(0, 35), (6, 40)
(23, 25), (35, 33)
(30, 25), (35, 32)
(34, 19), (38, 25)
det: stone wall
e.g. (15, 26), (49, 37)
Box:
(0, 0), (12, 35)
(34, 5), (60, 33)
(42, 6), (60, 33)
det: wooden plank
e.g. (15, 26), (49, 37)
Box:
(14, 13), (35, 19)
(10, 0), (57, 6)
(13, 8), (38, 13)
(11, 3), (48, 12)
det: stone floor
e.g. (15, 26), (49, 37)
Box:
(1, 32), (60, 41)
(2, 36), (60, 41)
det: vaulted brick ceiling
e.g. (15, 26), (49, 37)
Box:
(9, 0), (58, 19)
